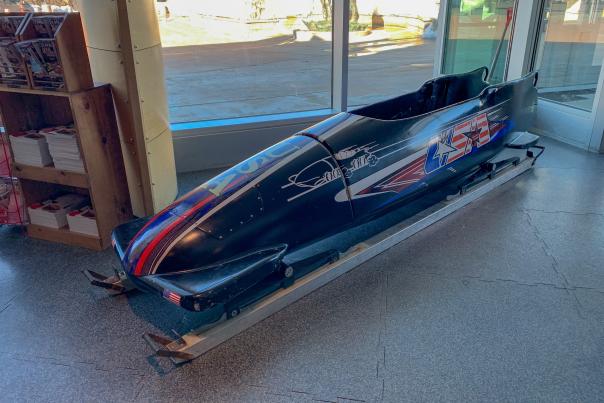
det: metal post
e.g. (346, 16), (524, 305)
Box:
(588, 57), (604, 152)
(487, 6), (514, 82)
(433, 0), (449, 77)
(332, 0), (350, 112)
(506, 0), (541, 80)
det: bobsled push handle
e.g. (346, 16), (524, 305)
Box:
(483, 86), (499, 102)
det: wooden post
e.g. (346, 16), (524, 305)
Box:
(75, 0), (177, 216)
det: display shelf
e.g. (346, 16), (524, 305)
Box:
(0, 11), (130, 249)
(27, 223), (102, 250)
(12, 162), (88, 188)
(0, 86), (71, 97)
(0, 84), (132, 249)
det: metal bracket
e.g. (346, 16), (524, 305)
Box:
(527, 145), (545, 165)
(83, 269), (130, 293)
(143, 333), (195, 362)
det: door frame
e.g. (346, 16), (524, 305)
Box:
(507, 0), (604, 152)
(436, 0), (520, 80)
(436, 0), (604, 152)
(433, 0), (449, 77)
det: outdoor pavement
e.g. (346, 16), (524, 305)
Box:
(1, 136), (603, 402)
(162, 36), (437, 122)
(162, 33), (600, 123)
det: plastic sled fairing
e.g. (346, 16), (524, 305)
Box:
(92, 67), (540, 313)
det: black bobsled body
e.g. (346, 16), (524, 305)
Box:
(109, 67), (539, 313)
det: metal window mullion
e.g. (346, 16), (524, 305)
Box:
(433, 0), (449, 77)
(332, 0), (350, 112)
(506, 0), (541, 80)
(588, 57), (604, 152)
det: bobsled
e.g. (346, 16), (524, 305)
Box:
(85, 67), (542, 316)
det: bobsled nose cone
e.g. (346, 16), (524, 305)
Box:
(119, 135), (310, 278)
(120, 209), (187, 277)
(141, 244), (289, 311)
(111, 217), (150, 261)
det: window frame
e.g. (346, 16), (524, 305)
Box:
(170, 0), (603, 172)
(170, 0), (450, 171)
(519, 0), (604, 151)
(170, 0), (341, 171)
(439, 0), (519, 82)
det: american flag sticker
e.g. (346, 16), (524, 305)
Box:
(425, 112), (493, 174)
(451, 112), (491, 154)
(445, 123), (473, 164)
(162, 290), (182, 306)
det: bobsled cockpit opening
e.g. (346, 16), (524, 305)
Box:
(351, 67), (490, 121)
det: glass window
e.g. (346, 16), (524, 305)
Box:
(347, 1), (442, 107)
(533, 0), (604, 111)
(157, 1), (332, 123)
(443, 0), (515, 83)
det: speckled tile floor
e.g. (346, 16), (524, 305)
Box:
(0, 137), (603, 402)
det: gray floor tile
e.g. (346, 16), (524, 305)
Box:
(574, 288), (604, 328)
(364, 206), (564, 288)
(536, 137), (604, 171)
(0, 286), (156, 373)
(0, 136), (602, 402)
(381, 273), (604, 403)
(137, 265), (387, 402)
(526, 211), (604, 291)
(477, 166), (604, 216)
(0, 353), (145, 403)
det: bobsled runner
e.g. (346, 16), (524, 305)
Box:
(85, 67), (542, 318)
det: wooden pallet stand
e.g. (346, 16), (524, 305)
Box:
(0, 85), (132, 250)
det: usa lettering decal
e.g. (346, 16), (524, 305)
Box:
(425, 112), (491, 174)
